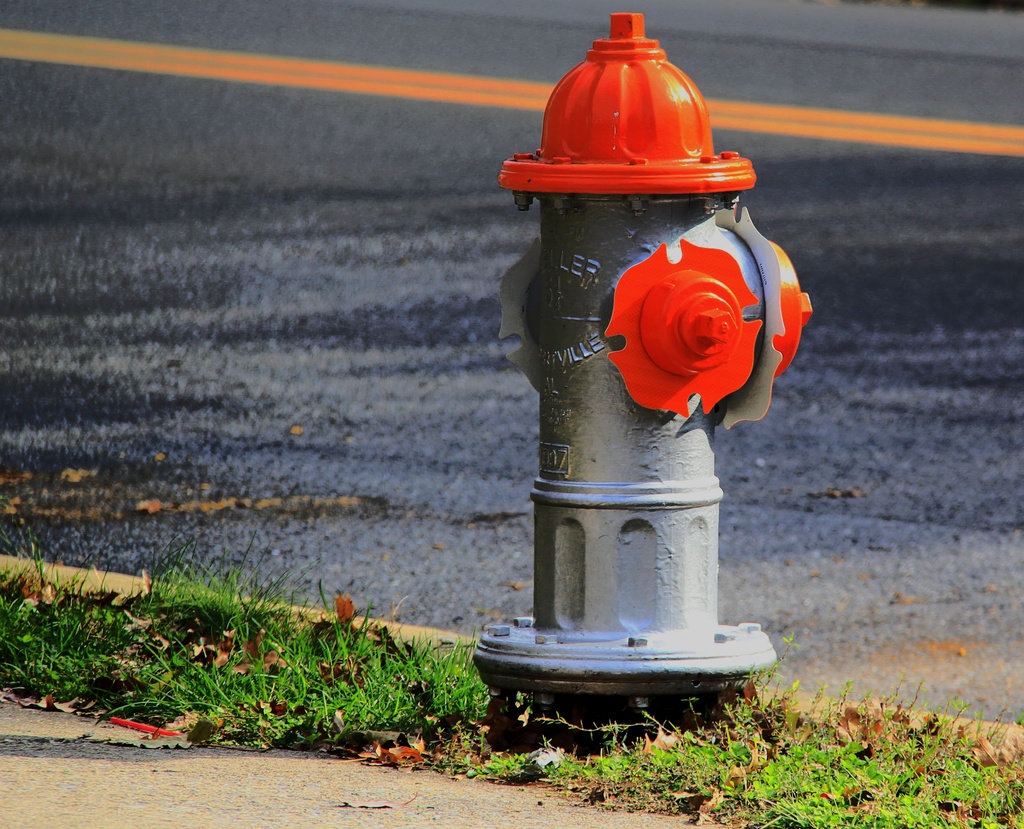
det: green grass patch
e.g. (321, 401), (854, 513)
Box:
(1, 530), (1023, 827)
(489, 686), (1024, 827)
(0, 537), (488, 749)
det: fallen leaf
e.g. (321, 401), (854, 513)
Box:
(335, 594), (356, 624)
(338, 796), (417, 810)
(808, 487), (868, 500)
(362, 743), (424, 766)
(154, 452), (167, 462)
(187, 718), (218, 744)
(18, 694), (80, 713)
(290, 425), (304, 436)
(695, 788), (725, 823)
(0, 468), (32, 485)
(432, 542), (446, 550)
(135, 499), (163, 514)
(499, 580), (526, 591)
(214, 630), (236, 668)
(643, 728), (681, 753)
(890, 593), (926, 605)
(60, 468), (94, 483)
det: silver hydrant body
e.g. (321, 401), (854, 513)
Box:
(475, 13), (811, 700)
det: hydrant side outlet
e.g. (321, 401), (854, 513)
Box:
(475, 13), (811, 698)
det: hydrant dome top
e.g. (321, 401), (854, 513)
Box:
(499, 13), (756, 196)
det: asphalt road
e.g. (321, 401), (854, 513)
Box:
(1, 1), (1022, 715)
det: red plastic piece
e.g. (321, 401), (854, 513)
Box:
(109, 717), (184, 738)
(771, 242), (813, 377)
(499, 13), (755, 195)
(607, 240), (762, 417)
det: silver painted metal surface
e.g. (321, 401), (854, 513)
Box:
(716, 206), (788, 428)
(477, 194), (779, 696)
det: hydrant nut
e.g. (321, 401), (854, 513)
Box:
(488, 625), (511, 637)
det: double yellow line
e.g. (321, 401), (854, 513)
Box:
(2, 27), (1022, 157)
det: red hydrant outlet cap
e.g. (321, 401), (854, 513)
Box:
(499, 13), (756, 196)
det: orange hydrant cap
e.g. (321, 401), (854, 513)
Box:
(499, 13), (756, 195)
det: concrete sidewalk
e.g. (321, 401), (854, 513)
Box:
(0, 703), (710, 829)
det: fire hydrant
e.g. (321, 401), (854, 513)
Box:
(474, 13), (812, 707)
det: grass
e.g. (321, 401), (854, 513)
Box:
(0, 530), (488, 749)
(459, 684), (1024, 827)
(1, 524), (1023, 827)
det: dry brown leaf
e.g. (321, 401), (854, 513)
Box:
(808, 487), (868, 500)
(361, 743), (424, 766)
(335, 594), (356, 624)
(0, 467), (32, 485)
(16, 694), (80, 713)
(891, 593), (927, 605)
(318, 661), (345, 684)
(499, 580), (526, 591)
(60, 468), (94, 483)
(338, 796), (417, 810)
(643, 728), (681, 753)
(135, 499), (163, 514)
(695, 788), (725, 823)
(973, 736), (1000, 768)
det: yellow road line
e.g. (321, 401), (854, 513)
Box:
(1, 27), (1022, 157)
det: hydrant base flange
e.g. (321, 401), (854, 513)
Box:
(475, 625), (776, 696)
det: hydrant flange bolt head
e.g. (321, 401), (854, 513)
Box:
(534, 692), (556, 708)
